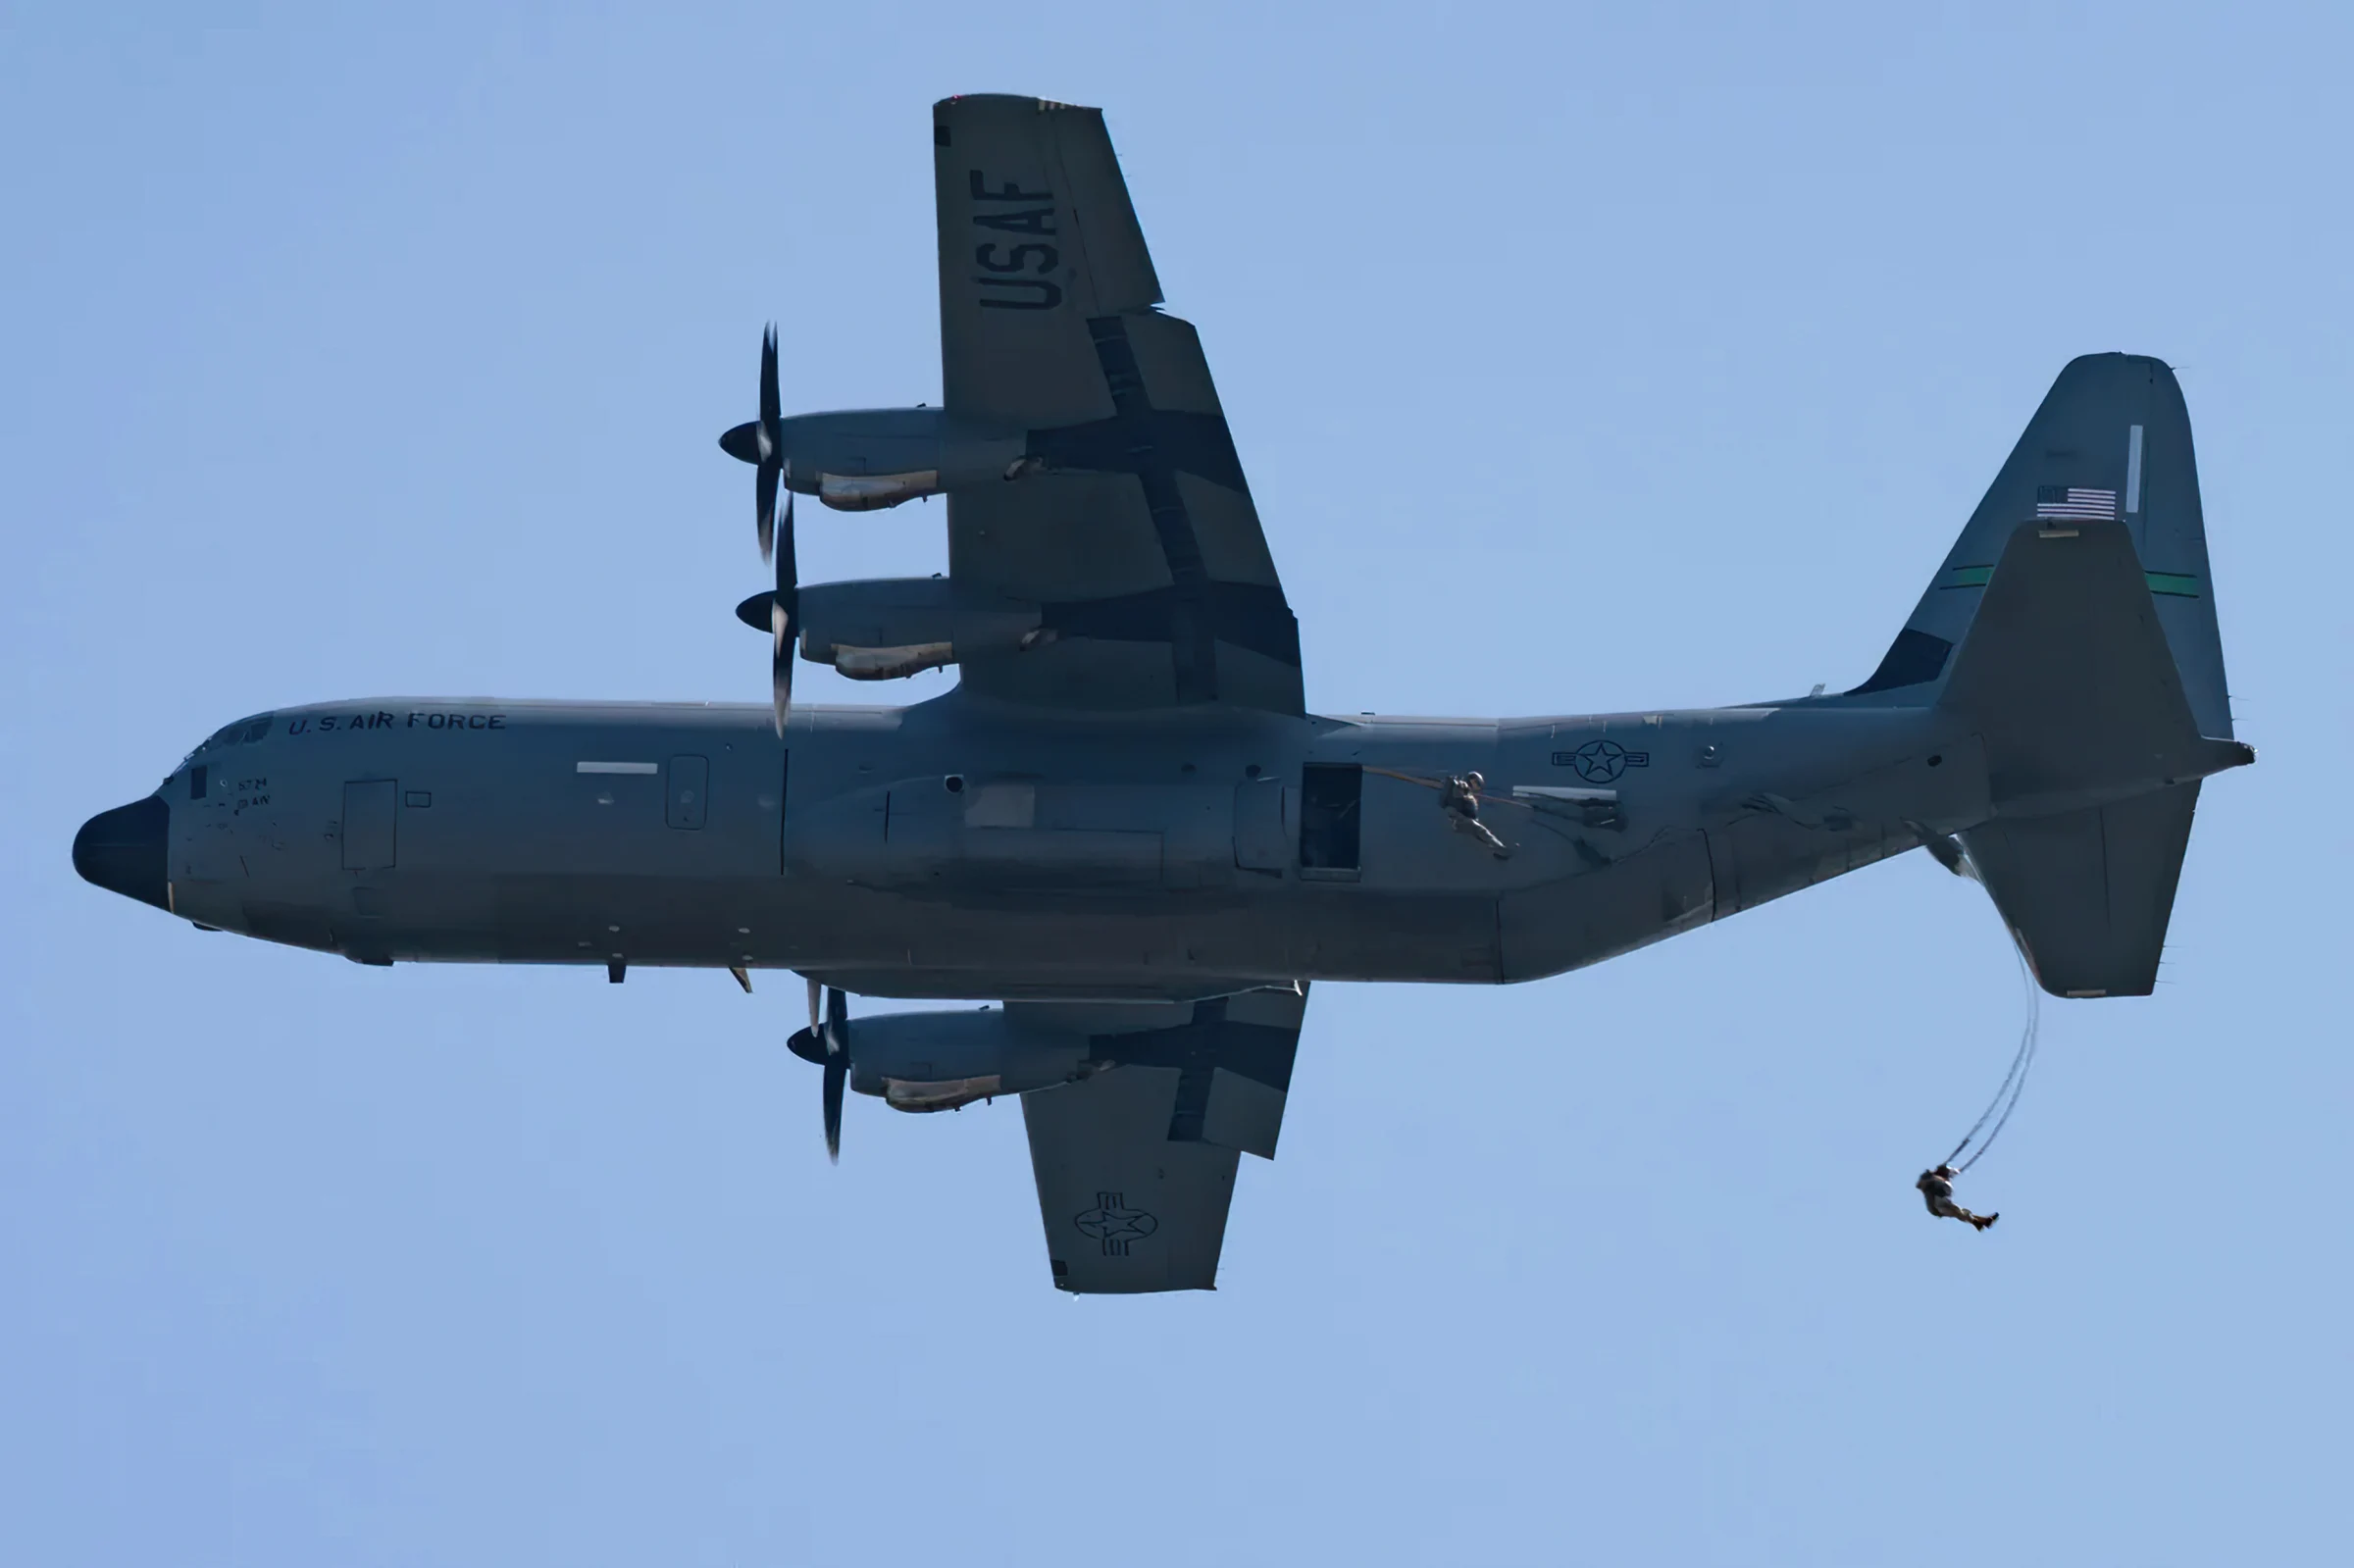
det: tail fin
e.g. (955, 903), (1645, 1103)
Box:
(1863, 354), (2250, 996)
(1940, 517), (2247, 995)
(1850, 353), (2233, 738)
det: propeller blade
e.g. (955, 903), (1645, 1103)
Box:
(771, 596), (794, 736)
(759, 324), (781, 428)
(822, 1058), (845, 1164)
(753, 325), (784, 563)
(820, 987), (849, 1162)
(778, 488), (796, 582)
(756, 464), (777, 564)
(771, 490), (796, 736)
(784, 985), (852, 1161)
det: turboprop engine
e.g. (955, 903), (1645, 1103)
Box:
(735, 577), (1055, 683)
(718, 407), (1027, 513)
(789, 1004), (1092, 1117)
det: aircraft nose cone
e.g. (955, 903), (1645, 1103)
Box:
(74, 795), (170, 911)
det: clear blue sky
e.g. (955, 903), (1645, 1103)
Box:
(4, 5), (2347, 1563)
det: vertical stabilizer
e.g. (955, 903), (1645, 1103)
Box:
(1852, 354), (2232, 739)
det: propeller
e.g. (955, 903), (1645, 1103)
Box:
(787, 981), (851, 1163)
(721, 327), (799, 736)
(821, 985), (847, 1162)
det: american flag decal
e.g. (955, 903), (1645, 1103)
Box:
(2034, 485), (2118, 521)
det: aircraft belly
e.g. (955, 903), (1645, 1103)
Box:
(1498, 833), (1716, 983)
(1704, 815), (1912, 919)
(413, 869), (1506, 990)
(1703, 735), (1989, 919)
(486, 875), (790, 966)
(786, 881), (1504, 990)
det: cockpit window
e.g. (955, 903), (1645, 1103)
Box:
(172, 714), (276, 774)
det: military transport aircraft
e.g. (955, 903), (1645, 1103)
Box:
(74, 94), (2251, 1293)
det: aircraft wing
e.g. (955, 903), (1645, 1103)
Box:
(1014, 985), (1308, 1293)
(932, 94), (1303, 715)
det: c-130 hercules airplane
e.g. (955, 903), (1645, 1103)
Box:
(74, 95), (2250, 1293)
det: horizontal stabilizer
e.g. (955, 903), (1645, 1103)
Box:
(1961, 784), (2199, 997)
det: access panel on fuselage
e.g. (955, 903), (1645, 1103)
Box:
(341, 780), (397, 870)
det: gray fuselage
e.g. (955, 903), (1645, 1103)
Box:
(100, 691), (1989, 1001)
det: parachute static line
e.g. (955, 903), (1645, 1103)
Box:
(1361, 765), (1531, 810)
(1941, 943), (2042, 1176)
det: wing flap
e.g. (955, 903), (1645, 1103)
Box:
(1199, 1069), (1286, 1161)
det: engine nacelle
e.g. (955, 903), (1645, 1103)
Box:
(844, 1007), (1091, 1113)
(719, 407), (1028, 509)
(735, 578), (1054, 682)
